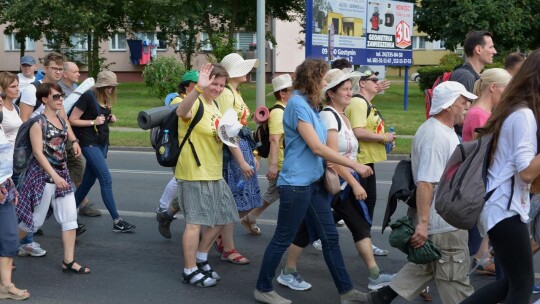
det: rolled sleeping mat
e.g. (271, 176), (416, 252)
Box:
(137, 104), (179, 130)
(253, 106), (270, 124)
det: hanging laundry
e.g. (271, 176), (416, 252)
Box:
(150, 39), (159, 58)
(127, 39), (143, 65)
(139, 39), (151, 65)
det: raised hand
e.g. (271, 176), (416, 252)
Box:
(197, 63), (216, 89)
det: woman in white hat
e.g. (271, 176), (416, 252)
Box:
(255, 58), (373, 304)
(69, 71), (136, 233)
(240, 74), (293, 236)
(277, 69), (394, 293)
(214, 53), (261, 265)
(174, 63), (239, 287)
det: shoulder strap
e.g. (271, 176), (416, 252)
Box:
(353, 94), (371, 118)
(31, 81), (43, 111)
(179, 98), (205, 166)
(322, 107), (342, 132)
(225, 85), (236, 107)
(270, 104), (285, 112)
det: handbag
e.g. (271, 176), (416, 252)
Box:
(324, 167), (341, 195)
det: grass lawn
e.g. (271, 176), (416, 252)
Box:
(112, 80), (426, 153)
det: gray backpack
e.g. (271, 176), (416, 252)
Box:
(435, 133), (514, 230)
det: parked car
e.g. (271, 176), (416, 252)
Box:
(410, 72), (420, 83)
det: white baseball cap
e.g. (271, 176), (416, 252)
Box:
(430, 81), (478, 116)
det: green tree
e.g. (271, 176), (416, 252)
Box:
(415, 0), (539, 53)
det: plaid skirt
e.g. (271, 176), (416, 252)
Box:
(177, 179), (239, 226)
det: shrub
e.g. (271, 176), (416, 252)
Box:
(416, 66), (453, 91)
(439, 53), (463, 69)
(142, 56), (186, 100)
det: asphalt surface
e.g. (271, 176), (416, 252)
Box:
(12, 151), (540, 304)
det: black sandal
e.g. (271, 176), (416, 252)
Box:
(62, 261), (91, 274)
(182, 269), (216, 287)
(196, 260), (221, 281)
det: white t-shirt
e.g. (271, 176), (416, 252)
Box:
(0, 127), (13, 184)
(411, 117), (460, 235)
(17, 73), (35, 95)
(320, 106), (359, 161)
(478, 109), (537, 236)
(20, 80), (44, 117)
(1, 106), (22, 145)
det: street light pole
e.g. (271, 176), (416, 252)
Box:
(256, 0), (265, 108)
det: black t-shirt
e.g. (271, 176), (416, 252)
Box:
(72, 90), (111, 147)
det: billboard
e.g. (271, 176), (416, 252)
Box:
(307, 0), (414, 66)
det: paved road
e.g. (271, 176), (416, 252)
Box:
(13, 151), (540, 303)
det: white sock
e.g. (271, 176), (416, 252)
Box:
(196, 251), (208, 261)
(184, 266), (198, 275)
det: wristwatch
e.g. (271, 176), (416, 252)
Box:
(90, 120), (95, 126)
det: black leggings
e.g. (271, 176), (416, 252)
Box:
(460, 215), (533, 304)
(363, 163), (377, 219)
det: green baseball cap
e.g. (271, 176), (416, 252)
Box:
(182, 70), (199, 83)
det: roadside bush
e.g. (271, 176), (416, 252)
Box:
(439, 53), (462, 69)
(142, 56), (186, 100)
(416, 66), (452, 91)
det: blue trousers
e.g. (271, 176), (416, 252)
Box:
(256, 181), (353, 294)
(75, 145), (119, 220)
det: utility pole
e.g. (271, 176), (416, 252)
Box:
(256, 0), (265, 107)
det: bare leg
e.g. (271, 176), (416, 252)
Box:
(199, 225), (224, 253)
(183, 223), (202, 269)
(473, 237), (491, 260)
(0, 257), (29, 297)
(356, 238), (377, 269)
(249, 201), (272, 218)
(220, 222), (249, 262)
(17, 228), (27, 240)
(62, 229), (88, 272)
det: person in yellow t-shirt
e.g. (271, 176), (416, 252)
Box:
(345, 66), (397, 256)
(213, 53), (260, 265)
(172, 63), (238, 287)
(240, 74), (293, 236)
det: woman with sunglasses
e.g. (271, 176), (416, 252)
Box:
(68, 71), (135, 233)
(344, 66), (396, 257)
(0, 85), (30, 300)
(16, 82), (89, 275)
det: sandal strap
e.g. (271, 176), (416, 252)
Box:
(222, 249), (239, 258)
(183, 269), (212, 286)
(63, 261), (75, 269)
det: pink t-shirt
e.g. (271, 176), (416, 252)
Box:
(462, 106), (491, 142)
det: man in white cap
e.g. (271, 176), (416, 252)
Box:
(367, 81), (477, 304)
(241, 74), (292, 235)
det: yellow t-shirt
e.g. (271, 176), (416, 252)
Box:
(170, 95), (183, 105)
(268, 101), (285, 170)
(345, 96), (386, 164)
(174, 96), (223, 180)
(216, 85), (250, 126)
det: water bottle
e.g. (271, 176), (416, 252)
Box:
(237, 165), (255, 190)
(385, 127), (394, 154)
(161, 129), (170, 159)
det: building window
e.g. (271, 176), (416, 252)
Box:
(413, 36), (426, 49)
(235, 32), (256, 51)
(200, 33), (212, 51)
(4, 34), (35, 51)
(433, 39), (446, 50)
(110, 33), (127, 51)
(135, 32), (167, 50)
(70, 33), (88, 51)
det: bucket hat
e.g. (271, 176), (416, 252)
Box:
(95, 71), (118, 88)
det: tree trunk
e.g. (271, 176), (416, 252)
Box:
(90, 31), (100, 78)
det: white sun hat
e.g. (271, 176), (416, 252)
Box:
(323, 68), (363, 94)
(218, 109), (243, 147)
(220, 53), (258, 78)
(266, 74), (293, 95)
(430, 81), (478, 115)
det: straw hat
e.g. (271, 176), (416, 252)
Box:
(220, 53), (258, 78)
(95, 71), (118, 88)
(323, 69), (362, 93)
(266, 74), (293, 95)
(218, 109), (243, 147)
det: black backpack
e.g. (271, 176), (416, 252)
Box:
(13, 114), (66, 176)
(321, 107), (342, 131)
(15, 80), (42, 111)
(253, 104), (285, 158)
(154, 98), (213, 167)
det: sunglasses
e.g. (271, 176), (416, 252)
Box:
(0, 92), (6, 99)
(51, 93), (65, 101)
(367, 77), (379, 83)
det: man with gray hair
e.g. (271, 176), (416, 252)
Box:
(368, 81), (477, 304)
(58, 61), (80, 96)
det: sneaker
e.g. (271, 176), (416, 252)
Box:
(78, 202), (102, 217)
(533, 285), (540, 294)
(368, 272), (395, 291)
(372, 244), (388, 256)
(156, 211), (173, 239)
(336, 219), (345, 227)
(113, 219), (136, 233)
(277, 270), (312, 291)
(340, 289), (368, 304)
(254, 289), (291, 304)
(312, 239), (322, 251)
(18, 242), (47, 257)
